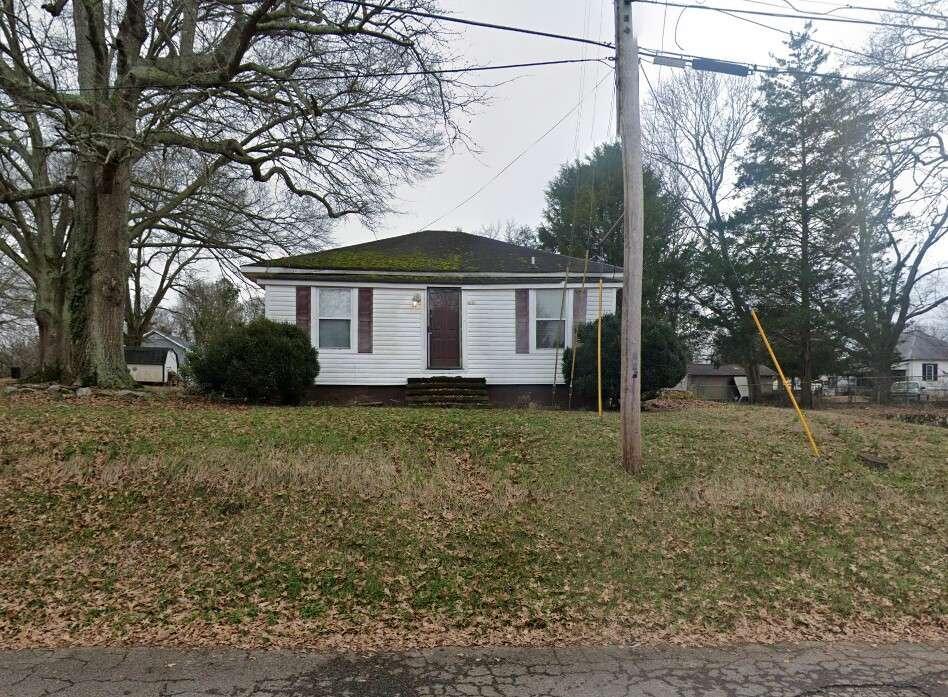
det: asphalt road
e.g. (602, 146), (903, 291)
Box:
(1, 642), (945, 696)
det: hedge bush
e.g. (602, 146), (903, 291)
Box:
(186, 318), (319, 403)
(563, 314), (688, 406)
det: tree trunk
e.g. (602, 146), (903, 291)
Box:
(871, 339), (899, 404)
(799, 224), (814, 408)
(125, 318), (145, 347)
(745, 361), (762, 403)
(32, 265), (70, 379)
(68, 156), (135, 387)
(34, 302), (67, 379)
(800, 342), (814, 408)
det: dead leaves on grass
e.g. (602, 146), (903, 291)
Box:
(2, 601), (944, 652)
(0, 394), (945, 651)
(684, 475), (867, 519)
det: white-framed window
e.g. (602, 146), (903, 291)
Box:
(318, 287), (352, 349)
(535, 288), (566, 350)
(922, 363), (938, 381)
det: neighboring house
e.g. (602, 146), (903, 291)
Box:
(673, 363), (776, 401)
(241, 229), (623, 405)
(142, 330), (192, 368)
(125, 347), (179, 385)
(894, 328), (948, 398)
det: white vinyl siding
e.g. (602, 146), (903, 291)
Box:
(584, 286), (618, 322)
(892, 358), (948, 399)
(465, 288), (568, 384)
(263, 282), (621, 386)
(264, 285), (296, 324)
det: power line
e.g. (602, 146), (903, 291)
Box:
(640, 46), (948, 94)
(20, 58), (614, 94)
(419, 72), (613, 231)
(735, 0), (948, 21)
(710, 5), (936, 75)
(330, 0), (616, 49)
(713, 5), (880, 62)
(239, 57), (615, 86)
(631, 0), (948, 31)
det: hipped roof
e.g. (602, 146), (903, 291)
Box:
(244, 230), (623, 279)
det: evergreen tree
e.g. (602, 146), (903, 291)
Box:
(563, 314), (688, 406)
(739, 29), (850, 407)
(537, 143), (695, 329)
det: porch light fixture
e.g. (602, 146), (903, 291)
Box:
(411, 293), (422, 308)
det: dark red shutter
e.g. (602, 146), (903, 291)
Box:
(295, 286), (310, 338)
(515, 289), (529, 354)
(358, 288), (373, 353)
(572, 288), (587, 329)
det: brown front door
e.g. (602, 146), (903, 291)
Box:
(428, 288), (461, 369)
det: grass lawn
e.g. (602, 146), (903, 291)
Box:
(0, 393), (944, 649)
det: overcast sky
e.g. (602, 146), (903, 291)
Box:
(333, 0), (887, 247)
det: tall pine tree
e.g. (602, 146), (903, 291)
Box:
(537, 143), (694, 328)
(739, 30), (849, 407)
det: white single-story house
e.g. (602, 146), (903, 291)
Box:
(241, 230), (623, 405)
(124, 346), (179, 385)
(672, 363), (776, 401)
(895, 328), (948, 398)
(142, 330), (192, 368)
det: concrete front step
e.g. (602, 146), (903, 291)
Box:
(407, 394), (488, 404)
(405, 377), (489, 407)
(407, 401), (489, 408)
(406, 387), (489, 397)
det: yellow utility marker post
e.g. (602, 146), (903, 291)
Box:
(750, 308), (821, 457)
(567, 252), (590, 410)
(597, 279), (603, 417)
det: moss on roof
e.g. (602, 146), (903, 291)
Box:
(268, 249), (463, 272)
(257, 230), (623, 275)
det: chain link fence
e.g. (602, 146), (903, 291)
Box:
(819, 375), (948, 405)
(683, 376), (948, 406)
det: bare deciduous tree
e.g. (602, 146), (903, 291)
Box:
(831, 89), (948, 394)
(836, 0), (948, 391)
(177, 276), (245, 346)
(642, 70), (767, 396)
(125, 152), (330, 344)
(0, 97), (73, 375)
(1, 0), (474, 386)
(0, 255), (37, 374)
(0, 255), (32, 335)
(474, 220), (538, 249)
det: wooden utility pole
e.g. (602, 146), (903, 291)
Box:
(615, 0), (645, 473)
(597, 279), (604, 417)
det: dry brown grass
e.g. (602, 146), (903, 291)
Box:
(13, 445), (528, 514)
(684, 475), (860, 518)
(1, 394), (944, 650)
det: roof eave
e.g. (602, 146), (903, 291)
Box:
(240, 265), (624, 279)
(143, 330), (191, 351)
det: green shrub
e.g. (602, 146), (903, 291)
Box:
(563, 314), (688, 406)
(186, 318), (319, 404)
